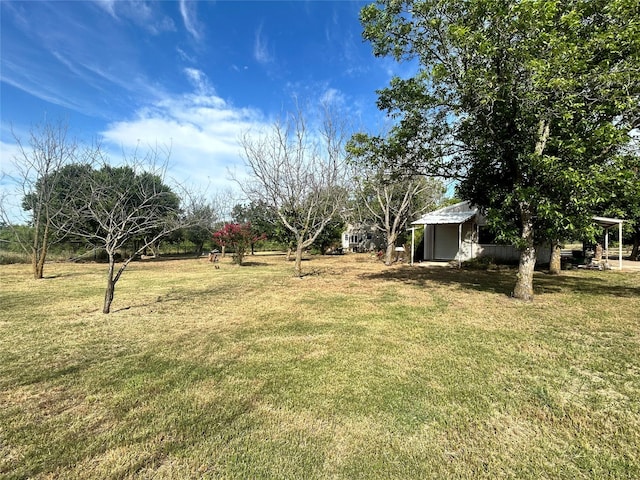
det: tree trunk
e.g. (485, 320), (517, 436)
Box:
(513, 204), (536, 301)
(103, 256), (116, 314)
(384, 243), (395, 266)
(384, 233), (398, 266)
(294, 243), (304, 277)
(31, 247), (42, 279)
(549, 241), (561, 274)
(631, 225), (640, 261)
(513, 121), (548, 299)
(33, 221), (49, 279)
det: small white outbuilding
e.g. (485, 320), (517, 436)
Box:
(411, 201), (532, 264)
(412, 201), (625, 269)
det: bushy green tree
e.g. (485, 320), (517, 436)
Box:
(183, 203), (218, 255)
(311, 217), (345, 254)
(601, 151), (640, 260)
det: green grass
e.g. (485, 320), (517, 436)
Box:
(1, 253), (639, 479)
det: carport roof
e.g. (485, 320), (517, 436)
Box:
(592, 216), (624, 228)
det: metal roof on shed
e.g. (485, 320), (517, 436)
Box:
(412, 209), (476, 225)
(412, 201), (479, 225)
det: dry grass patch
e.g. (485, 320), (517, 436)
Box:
(1, 254), (639, 479)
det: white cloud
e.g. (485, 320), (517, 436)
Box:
(320, 88), (346, 108)
(100, 92), (268, 196)
(94, 0), (117, 18)
(0, 140), (32, 224)
(93, 0), (176, 34)
(0, 140), (23, 177)
(177, 47), (196, 63)
(179, 0), (203, 41)
(184, 68), (213, 95)
(254, 23), (273, 65)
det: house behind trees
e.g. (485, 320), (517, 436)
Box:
(341, 223), (385, 253)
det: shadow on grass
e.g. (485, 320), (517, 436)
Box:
(360, 265), (640, 298)
(134, 254), (202, 263)
(239, 261), (271, 267)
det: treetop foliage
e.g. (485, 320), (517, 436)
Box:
(357, 0), (639, 241)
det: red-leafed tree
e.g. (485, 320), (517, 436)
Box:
(212, 222), (265, 265)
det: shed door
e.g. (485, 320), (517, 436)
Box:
(434, 224), (459, 260)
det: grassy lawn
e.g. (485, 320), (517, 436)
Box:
(1, 253), (639, 479)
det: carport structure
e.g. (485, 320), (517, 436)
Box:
(592, 216), (625, 270)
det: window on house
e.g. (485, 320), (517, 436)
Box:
(478, 225), (497, 244)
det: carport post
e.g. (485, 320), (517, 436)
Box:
(458, 222), (462, 268)
(409, 227), (415, 266)
(619, 221), (623, 270)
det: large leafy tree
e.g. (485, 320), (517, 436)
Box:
(601, 151), (640, 260)
(357, 0), (639, 299)
(183, 203), (219, 255)
(311, 217), (345, 254)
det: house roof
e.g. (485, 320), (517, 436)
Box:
(412, 201), (478, 225)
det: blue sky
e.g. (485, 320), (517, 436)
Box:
(1, 0), (411, 213)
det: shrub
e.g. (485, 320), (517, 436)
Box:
(212, 223), (266, 265)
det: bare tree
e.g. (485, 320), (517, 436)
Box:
(0, 120), (78, 278)
(354, 167), (444, 265)
(56, 145), (194, 313)
(237, 105), (348, 276)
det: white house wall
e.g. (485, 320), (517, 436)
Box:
(423, 222), (475, 261)
(421, 219), (521, 263)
